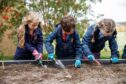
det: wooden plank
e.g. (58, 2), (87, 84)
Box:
(0, 59), (126, 66)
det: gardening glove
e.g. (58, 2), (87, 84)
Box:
(32, 50), (42, 60)
(111, 57), (119, 63)
(75, 60), (81, 68)
(88, 55), (95, 62)
(48, 53), (54, 60)
(32, 49), (39, 57)
(35, 53), (42, 60)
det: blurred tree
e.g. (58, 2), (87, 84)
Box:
(27, 0), (89, 37)
(0, 0), (102, 39)
(0, 0), (28, 40)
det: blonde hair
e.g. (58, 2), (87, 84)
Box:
(18, 11), (42, 48)
(97, 18), (116, 33)
(91, 18), (116, 43)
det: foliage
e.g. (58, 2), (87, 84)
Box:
(0, 0), (28, 40)
(28, 0), (89, 37)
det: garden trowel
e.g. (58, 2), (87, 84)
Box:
(53, 59), (72, 78)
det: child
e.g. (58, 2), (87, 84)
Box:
(14, 11), (43, 60)
(82, 18), (119, 63)
(45, 16), (82, 68)
(122, 45), (126, 59)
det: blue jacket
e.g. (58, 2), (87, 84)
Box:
(14, 25), (43, 60)
(45, 24), (82, 60)
(82, 24), (119, 58)
(122, 45), (126, 58)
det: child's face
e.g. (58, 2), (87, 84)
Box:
(100, 23), (115, 37)
(28, 19), (39, 30)
(63, 28), (74, 35)
(100, 28), (114, 37)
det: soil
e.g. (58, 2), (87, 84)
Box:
(0, 63), (126, 84)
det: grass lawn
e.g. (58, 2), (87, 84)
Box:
(0, 51), (123, 60)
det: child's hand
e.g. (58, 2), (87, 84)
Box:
(35, 53), (42, 60)
(32, 50), (39, 58)
(32, 49), (39, 57)
(111, 57), (119, 63)
(88, 55), (95, 62)
(75, 60), (81, 68)
(32, 50), (42, 60)
(48, 53), (54, 60)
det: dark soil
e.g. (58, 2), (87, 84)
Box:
(0, 63), (126, 84)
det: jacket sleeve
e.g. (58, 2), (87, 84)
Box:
(109, 36), (119, 58)
(36, 29), (43, 53)
(82, 25), (94, 56)
(74, 31), (82, 60)
(24, 29), (43, 53)
(45, 28), (58, 54)
(25, 39), (35, 53)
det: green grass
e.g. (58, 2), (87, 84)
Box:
(101, 50), (123, 59)
(0, 53), (13, 60)
(0, 56), (14, 60)
(0, 53), (49, 60)
(0, 51), (123, 60)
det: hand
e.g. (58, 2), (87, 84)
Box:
(75, 60), (81, 68)
(33, 50), (42, 60)
(88, 55), (95, 62)
(32, 49), (39, 57)
(111, 57), (119, 63)
(48, 53), (54, 60)
(35, 53), (42, 60)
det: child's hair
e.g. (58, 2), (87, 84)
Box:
(18, 11), (42, 48)
(60, 16), (75, 32)
(98, 18), (116, 33)
(91, 18), (117, 43)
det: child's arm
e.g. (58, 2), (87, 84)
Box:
(74, 31), (82, 60)
(36, 28), (43, 53)
(82, 25), (94, 56)
(45, 28), (58, 54)
(109, 36), (119, 58)
(25, 37), (36, 53)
